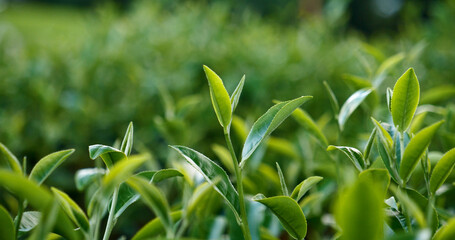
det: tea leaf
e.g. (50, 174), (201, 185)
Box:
(19, 211), (40, 233)
(120, 122), (134, 156)
(358, 169), (390, 195)
(89, 145), (127, 169)
(132, 211), (182, 240)
(212, 144), (235, 173)
(363, 127), (377, 162)
(386, 88), (393, 112)
(430, 148), (455, 195)
(338, 88), (373, 131)
(29, 199), (59, 240)
(421, 85), (455, 104)
(292, 108), (328, 146)
(391, 68), (420, 132)
(126, 176), (173, 233)
(241, 96), (312, 166)
(376, 52), (405, 76)
(276, 162), (289, 196)
(51, 187), (90, 233)
(29, 149), (75, 185)
(74, 168), (105, 191)
(0, 205), (15, 240)
(230, 75), (245, 113)
(335, 178), (384, 240)
(327, 145), (365, 171)
(0, 143), (22, 174)
(399, 121), (444, 183)
(323, 81), (340, 117)
(433, 217), (455, 240)
(290, 176), (323, 202)
(203, 65), (232, 128)
(170, 145), (241, 222)
(254, 195), (307, 240)
(390, 186), (426, 228)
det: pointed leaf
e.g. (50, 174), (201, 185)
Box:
(170, 145), (241, 221)
(399, 121), (444, 183)
(19, 211), (41, 233)
(338, 88), (373, 130)
(203, 65), (232, 128)
(290, 176), (323, 202)
(292, 108), (328, 146)
(254, 195), (307, 240)
(74, 168), (105, 191)
(276, 163), (289, 196)
(391, 68), (420, 132)
(132, 211), (182, 240)
(51, 187), (90, 233)
(0, 205), (15, 240)
(430, 148), (455, 195)
(88, 145), (126, 169)
(212, 144), (235, 173)
(0, 143), (22, 174)
(363, 127), (377, 162)
(230, 75), (245, 113)
(241, 96), (312, 165)
(327, 145), (365, 171)
(29, 149), (75, 185)
(120, 122), (134, 156)
(323, 81), (340, 117)
(433, 217), (455, 240)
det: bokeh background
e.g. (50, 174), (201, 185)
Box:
(0, 0), (454, 238)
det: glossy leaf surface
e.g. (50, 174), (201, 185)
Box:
(327, 145), (364, 171)
(29, 149), (75, 185)
(391, 68), (420, 132)
(338, 88), (372, 131)
(74, 168), (105, 191)
(203, 65), (232, 128)
(120, 122), (134, 156)
(51, 187), (90, 232)
(290, 176), (323, 202)
(430, 148), (455, 194)
(230, 75), (245, 113)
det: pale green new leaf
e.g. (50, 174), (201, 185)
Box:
(276, 163), (289, 196)
(358, 169), (390, 195)
(170, 145), (241, 222)
(376, 52), (405, 76)
(254, 195), (307, 240)
(120, 122), (133, 156)
(74, 168), (105, 191)
(132, 211), (182, 240)
(230, 75), (245, 113)
(88, 145), (127, 169)
(430, 148), (455, 195)
(399, 121), (444, 183)
(433, 217), (455, 240)
(323, 81), (340, 117)
(292, 108), (328, 146)
(51, 187), (90, 233)
(338, 88), (373, 131)
(241, 96), (312, 165)
(0, 205), (15, 240)
(327, 145), (365, 171)
(203, 65), (232, 128)
(290, 176), (323, 202)
(0, 143), (22, 174)
(29, 149), (75, 185)
(212, 144), (235, 173)
(391, 68), (420, 132)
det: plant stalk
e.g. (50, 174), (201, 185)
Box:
(102, 187), (119, 240)
(224, 129), (252, 240)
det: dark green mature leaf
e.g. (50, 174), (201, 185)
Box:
(203, 65), (232, 128)
(335, 178), (384, 240)
(230, 75), (245, 113)
(241, 96), (312, 165)
(358, 169), (390, 195)
(120, 122), (133, 156)
(88, 145), (126, 169)
(391, 68), (420, 132)
(0, 143), (22, 174)
(132, 211), (182, 240)
(338, 88), (373, 131)
(170, 145), (241, 222)
(0, 205), (15, 240)
(29, 149), (75, 185)
(433, 217), (455, 240)
(399, 121), (444, 183)
(74, 168), (105, 191)
(276, 163), (289, 196)
(430, 148), (455, 194)
(292, 108), (328, 146)
(254, 195), (307, 240)
(127, 176), (173, 234)
(51, 188), (90, 233)
(290, 176), (323, 202)
(327, 145), (365, 171)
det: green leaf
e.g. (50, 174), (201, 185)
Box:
(230, 75), (245, 113)
(0, 205), (15, 240)
(186, 181), (222, 218)
(276, 163), (289, 196)
(241, 96), (312, 165)
(170, 145), (241, 222)
(358, 169), (390, 195)
(30, 199), (60, 240)
(212, 144), (235, 174)
(399, 121), (444, 183)
(376, 52), (405, 76)
(363, 127), (377, 162)
(51, 187), (90, 233)
(203, 65), (232, 128)
(88, 145), (127, 169)
(0, 143), (22, 174)
(132, 211), (182, 240)
(29, 149), (75, 185)
(323, 81), (340, 117)
(391, 68), (420, 132)
(290, 176), (323, 202)
(430, 148), (455, 195)
(19, 211), (40, 233)
(327, 145), (365, 171)
(421, 85), (455, 104)
(292, 108), (328, 146)
(390, 186), (426, 228)
(74, 168), (105, 191)
(338, 88), (373, 131)
(126, 176), (173, 234)
(120, 122), (134, 156)
(254, 195), (307, 240)
(433, 217), (455, 240)
(386, 88), (393, 112)
(335, 178), (384, 240)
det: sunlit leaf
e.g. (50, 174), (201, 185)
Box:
(120, 122), (134, 156)
(327, 145), (365, 171)
(338, 88), (373, 131)
(276, 163), (289, 196)
(74, 168), (105, 191)
(203, 65), (232, 128)
(292, 108), (328, 146)
(433, 217), (455, 240)
(230, 75), (245, 113)
(430, 148), (455, 195)
(51, 187), (90, 233)
(88, 145), (126, 169)
(358, 169), (390, 195)
(29, 149), (75, 185)
(0, 143), (22, 174)
(290, 176), (323, 202)
(391, 68), (420, 132)
(132, 211), (182, 240)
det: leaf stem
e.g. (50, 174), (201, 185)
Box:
(224, 129), (252, 240)
(102, 187), (119, 240)
(14, 200), (25, 239)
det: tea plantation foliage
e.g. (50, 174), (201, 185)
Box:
(0, 1), (455, 239)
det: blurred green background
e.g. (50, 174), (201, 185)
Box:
(0, 0), (455, 237)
